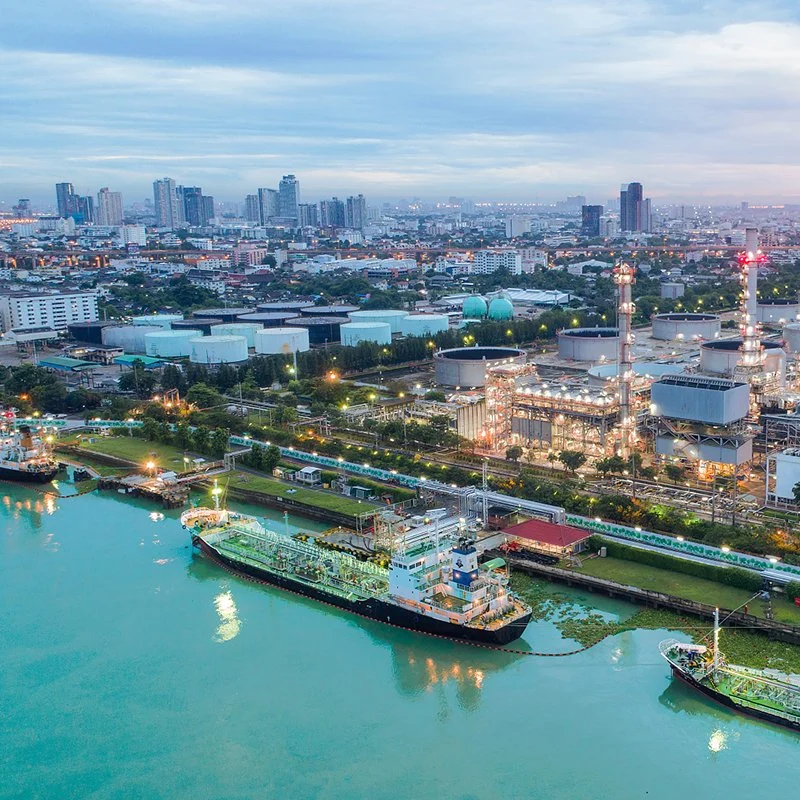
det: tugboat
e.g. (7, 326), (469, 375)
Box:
(660, 609), (800, 731)
(183, 484), (532, 645)
(0, 413), (59, 483)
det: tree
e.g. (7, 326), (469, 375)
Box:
(263, 444), (281, 473)
(665, 464), (686, 484)
(191, 425), (211, 454)
(160, 364), (187, 395)
(793, 481), (800, 506)
(174, 421), (192, 451)
(505, 445), (523, 463)
(596, 455), (626, 477)
(209, 428), (230, 457)
(547, 451), (559, 472)
(558, 450), (587, 474)
(186, 382), (224, 409)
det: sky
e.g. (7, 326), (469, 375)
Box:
(2, 0), (800, 207)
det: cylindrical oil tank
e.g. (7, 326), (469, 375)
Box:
(192, 307), (254, 323)
(347, 308), (409, 333)
(587, 361), (687, 389)
(235, 311), (299, 328)
(557, 327), (619, 362)
(132, 314), (183, 329)
(700, 339), (786, 379)
(341, 321), (392, 346)
(101, 325), (149, 353)
(661, 283), (685, 299)
(172, 318), (219, 335)
(284, 316), (346, 345)
(433, 347), (526, 388)
(256, 300), (316, 313)
(651, 313), (721, 341)
(757, 299), (800, 325)
(254, 327), (311, 355)
(210, 323), (261, 348)
(145, 329), (200, 357)
(400, 314), (450, 337)
(189, 335), (249, 364)
(783, 323), (800, 354)
(300, 304), (361, 317)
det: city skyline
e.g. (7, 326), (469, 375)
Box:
(2, 1), (800, 203)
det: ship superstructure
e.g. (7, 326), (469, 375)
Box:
(660, 610), (800, 731)
(183, 497), (532, 644)
(0, 414), (59, 483)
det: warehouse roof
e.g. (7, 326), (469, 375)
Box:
(503, 518), (589, 548)
(113, 354), (165, 368)
(38, 355), (97, 372)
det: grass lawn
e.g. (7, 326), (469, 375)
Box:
(577, 556), (800, 626)
(226, 472), (379, 517)
(69, 436), (190, 470)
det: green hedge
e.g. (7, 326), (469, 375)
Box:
(590, 536), (764, 592)
(785, 581), (800, 602)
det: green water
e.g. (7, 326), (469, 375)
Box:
(2, 485), (798, 800)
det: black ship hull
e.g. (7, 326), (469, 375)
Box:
(195, 537), (530, 646)
(671, 665), (800, 733)
(0, 465), (58, 483)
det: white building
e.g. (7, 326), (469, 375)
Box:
(505, 217), (531, 238)
(119, 225), (147, 246)
(0, 291), (99, 332)
(97, 188), (124, 226)
(474, 249), (522, 275)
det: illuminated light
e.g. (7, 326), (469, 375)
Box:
(707, 729), (727, 753)
(676, 536), (684, 542)
(721, 545), (730, 553)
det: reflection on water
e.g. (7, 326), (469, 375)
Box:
(213, 589), (241, 642)
(708, 728), (727, 753)
(1, 492), (55, 529)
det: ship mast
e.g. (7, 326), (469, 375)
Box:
(212, 479), (222, 512)
(713, 607), (720, 673)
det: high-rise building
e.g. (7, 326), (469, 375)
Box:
(258, 188), (279, 225)
(203, 196), (215, 225)
(153, 178), (182, 229)
(278, 174), (299, 222)
(581, 205), (603, 237)
(473, 249), (522, 275)
(96, 188), (124, 226)
(345, 194), (367, 230)
(319, 198), (345, 227)
(620, 182), (646, 232)
(75, 195), (94, 224)
(13, 199), (31, 218)
(298, 203), (319, 228)
(0, 290), (99, 332)
(245, 194), (261, 223)
(55, 182), (75, 218)
(179, 187), (206, 227)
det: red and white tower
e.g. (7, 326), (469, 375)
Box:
(614, 260), (636, 460)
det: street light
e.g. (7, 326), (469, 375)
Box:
(145, 460), (156, 478)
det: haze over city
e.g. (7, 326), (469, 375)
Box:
(3, 0), (800, 204)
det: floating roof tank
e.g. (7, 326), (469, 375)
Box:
(254, 327), (310, 355)
(557, 327), (619, 362)
(132, 314), (184, 329)
(210, 323), (261, 348)
(341, 321), (392, 347)
(783, 323), (800, 354)
(347, 309), (409, 333)
(462, 296), (488, 319)
(400, 314), (449, 337)
(756, 298), (800, 325)
(487, 297), (514, 321)
(145, 329), (200, 358)
(172, 318), (220, 335)
(192, 307), (254, 323)
(236, 311), (304, 328)
(434, 346), (526, 388)
(189, 335), (249, 364)
(651, 313), (721, 341)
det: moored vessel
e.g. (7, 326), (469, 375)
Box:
(660, 610), (800, 731)
(0, 414), (59, 483)
(183, 487), (532, 645)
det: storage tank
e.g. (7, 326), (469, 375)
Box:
(433, 346), (526, 388)
(488, 297), (514, 321)
(462, 296), (488, 320)
(341, 321), (392, 347)
(651, 313), (721, 341)
(756, 298), (800, 325)
(772, 448), (800, 503)
(300, 304), (361, 317)
(782, 323), (800, 354)
(347, 309), (409, 333)
(145, 329), (200, 357)
(661, 283), (685, 299)
(699, 339), (785, 378)
(254, 327), (311, 355)
(172, 318), (220, 335)
(210, 323), (261, 348)
(101, 325), (149, 353)
(400, 314), (450, 337)
(132, 314), (183, 329)
(235, 311), (299, 328)
(557, 327), (619, 362)
(192, 307), (254, 323)
(284, 316), (346, 345)
(257, 300), (316, 313)
(189, 335), (249, 364)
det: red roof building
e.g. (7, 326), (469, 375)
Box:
(502, 518), (590, 556)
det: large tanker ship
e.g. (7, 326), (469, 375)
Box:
(0, 414), (59, 483)
(183, 494), (532, 645)
(660, 610), (800, 731)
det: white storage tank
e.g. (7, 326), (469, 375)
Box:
(101, 325), (149, 353)
(132, 314), (183, 329)
(254, 327), (310, 355)
(773, 448), (800, 503)
(651, 313), (721, 341)
(210, 323), (261, 348)
(341, 321), (392, 347)
(400, 314), (449, 337)
(783, 323), (800, 354)
(700, 339), (785, 382)
(757, 299), (800, 325)
(557, 327), (619, 362)
(189, 335), (249, 364)
(145, 329), (200, 357)
(433, 346), (526, 388)
(347, 309), (409, 333)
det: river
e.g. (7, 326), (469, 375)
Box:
(1, 484), (797, 799)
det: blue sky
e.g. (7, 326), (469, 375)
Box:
(2, 0), (800, 206)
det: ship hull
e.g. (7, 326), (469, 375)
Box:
(195, 537), (530, 646)
(0, 464), (58, 483)
(670, 665), (800, 732)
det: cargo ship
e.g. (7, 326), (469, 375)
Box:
(660, 610), (800, 731)
(183, 492), (532, 645)
(0, 415), (59, 483)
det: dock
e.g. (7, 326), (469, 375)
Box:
(98, 475), (190, 508)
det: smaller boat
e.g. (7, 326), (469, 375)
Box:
(660, 609), (800, 731)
